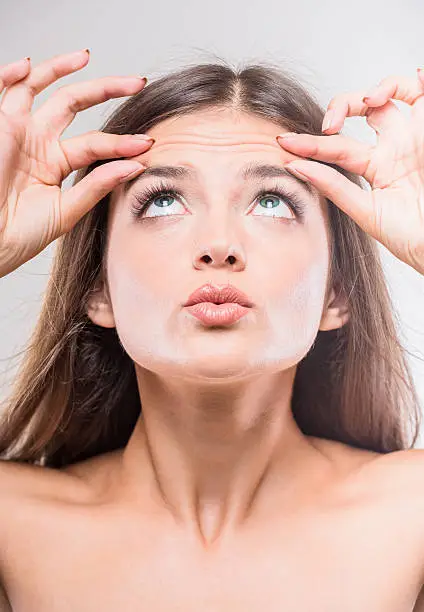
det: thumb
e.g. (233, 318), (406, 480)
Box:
(59, 160), (145, 235)
(284, 160), (375, 235)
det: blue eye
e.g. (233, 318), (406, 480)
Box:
(131, 185), (184, 219)
(254, 193), (296, 219)
(130, 181), (305, 220)
(140, 192), (183, 217)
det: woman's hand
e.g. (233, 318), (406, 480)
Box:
(0, 49), (152, 278)
(277, 70), (424, 276)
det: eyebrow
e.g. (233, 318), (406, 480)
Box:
(122, 162), (316, 197)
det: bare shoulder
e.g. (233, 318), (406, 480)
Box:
(354, 445), (424, 493)
(0, 451), (122, 521)
(0, 458), (90, 505)
(0, 442), (422, 505)
(309, 436), (424, 506)
(0, 459), (91, 610)
(0, 458), (92, 546)
(310, 435), (424, 478)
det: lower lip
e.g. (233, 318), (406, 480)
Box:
(185, 302), (250, 326)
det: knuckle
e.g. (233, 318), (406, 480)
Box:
(85, 129), (101, 138)
(24, 79), (38, 98)
(382, 74), (397, 84)
(50, 62), (63, 79)
(46, 63), (64, 88)
(378, 75), (398, 89)
(336, 148), (350, 164)
(81, 135), (98, 158)
(55, 86), (81, 112)
(87, 130), (115, 150)
(327, 96), (339, 109)
(86, 143), (98, 159)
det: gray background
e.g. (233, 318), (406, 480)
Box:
(0, 0), (423, 444)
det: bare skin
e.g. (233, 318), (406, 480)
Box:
(2, 441), (424, 611)
(1, 51), (424, 611)
(85, 108), (351, 550)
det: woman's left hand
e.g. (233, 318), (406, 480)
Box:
(277, 70), (424, 276)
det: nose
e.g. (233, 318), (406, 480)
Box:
(193, 242), (246, 271)
(192, 204), (247, 271)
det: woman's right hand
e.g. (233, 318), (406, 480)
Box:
(0, 49), (153, 278)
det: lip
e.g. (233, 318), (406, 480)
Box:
(185, 302), (250, 326)
(183, 283), (254, 308)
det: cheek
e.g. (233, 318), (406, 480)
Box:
(261, 233), (330, 356)
(282, 259), (328, 326)
(271, 262), (328, 331)
(106, 222), (175, 309)
(259, 221), (329, 308)
(105, 261), (168, 366)
(104, 234), (180, 363)
(107, 254), (167, 323)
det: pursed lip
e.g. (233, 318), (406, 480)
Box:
(184, 283), (254, 308)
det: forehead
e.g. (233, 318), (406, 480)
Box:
(126, 109), (318, 190)
(112, 108), (329, 220)
(143, 107), (285, 142)
(136, 108), (295, 159)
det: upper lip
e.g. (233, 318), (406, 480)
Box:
(184, 283), (254, 307)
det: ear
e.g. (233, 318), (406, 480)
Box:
(85, 273), (116, 329)
(319, 284), (350, 332)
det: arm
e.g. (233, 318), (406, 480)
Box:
(0, 466), (11, 612)
(0, 583), (11, 612)
(413, 584), (424, 612)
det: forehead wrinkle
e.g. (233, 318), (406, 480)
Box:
(123, 162), (316, 197)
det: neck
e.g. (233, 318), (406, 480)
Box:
(120, 367), (327, 549)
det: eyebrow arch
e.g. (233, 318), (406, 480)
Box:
(122, 162), (316, 196)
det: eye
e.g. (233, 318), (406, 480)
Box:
(130, 182), (306, 220)
(250, 189), (303, 220)
(131, 185), (185, 219)
(131, 181), (187, 219)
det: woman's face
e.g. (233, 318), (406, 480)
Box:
(93, 108), (340, 380)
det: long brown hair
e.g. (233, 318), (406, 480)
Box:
(0, 60), (421, 469)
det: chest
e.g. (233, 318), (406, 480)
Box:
(2, 500), (424, 612)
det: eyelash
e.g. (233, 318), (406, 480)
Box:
(130, 180), (306, 221)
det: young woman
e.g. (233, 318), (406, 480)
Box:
(0, 48), (424, 610)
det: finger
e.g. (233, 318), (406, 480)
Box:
(322, 92), (405, 136)
(0, 57), (31, 95)
(362, 99), (409, 141)
(0, 49), (90, 115)
(32, 75), (147, 137)
(321, 90), (371, 134)
(322, 73), (424, 135)
(59, 160), (146, 236)
(362, 73), (424, 110)
(277, 132), (376, 183)
(282, 160), (378, 240)
(59, 131), (155, 174)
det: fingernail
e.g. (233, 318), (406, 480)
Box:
(120, 163), (146, 182)
(363, 87), (380, 99)
(277, 132), (298, 139)
(139, 76), (148, 85)
(130, 135), (155, 143)
(284, 163), (310, 181)
(322, 110), (335, 132)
